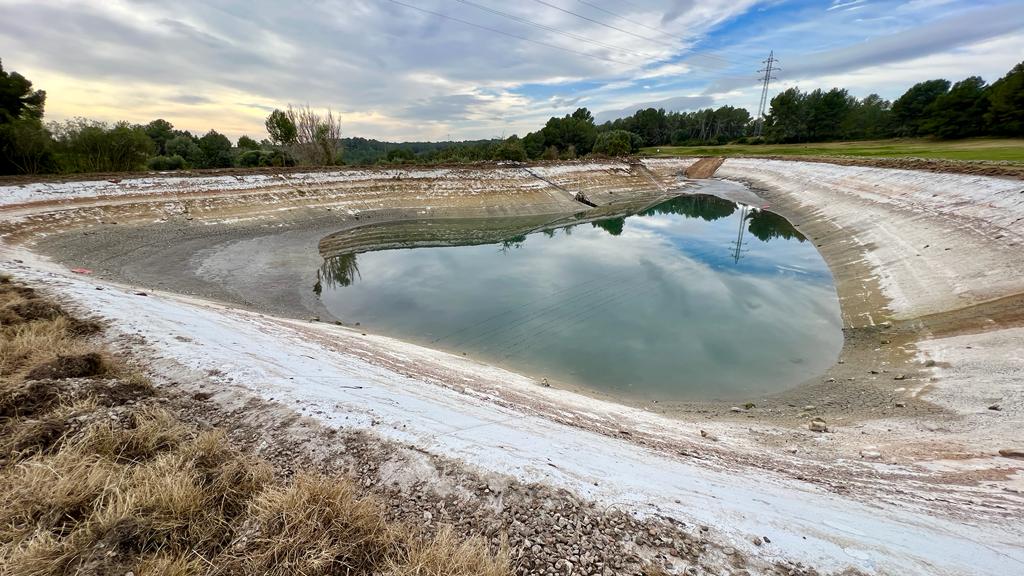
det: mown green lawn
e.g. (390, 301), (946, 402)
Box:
(641, 138), (1024, 163)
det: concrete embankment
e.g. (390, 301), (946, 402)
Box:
(1, 158), (1022, 575)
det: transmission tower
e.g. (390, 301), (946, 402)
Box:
(754, 51), (779, 137)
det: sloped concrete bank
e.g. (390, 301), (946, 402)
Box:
(1, 159), (1022, 575)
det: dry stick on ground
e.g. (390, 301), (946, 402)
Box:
(0, 276), (511, 576)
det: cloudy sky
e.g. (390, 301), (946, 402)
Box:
(1, 0), (1022, 142)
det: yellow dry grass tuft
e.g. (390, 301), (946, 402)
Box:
(225, 474), (400, 575)
(389, 525), (512, 576)
(0, 279), (512, 576)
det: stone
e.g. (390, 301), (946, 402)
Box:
(924, 359), (937, 367)
(753, 536), (763, 546)
(894, 374), (907, 380)
(809, 418), (828, 432)
(998, 449), (1024, 459)
(730, 406), (743, 413)
(700, 429), (718, 442)
(860, 449), (882, 459)
(988, 404), (1002, 411)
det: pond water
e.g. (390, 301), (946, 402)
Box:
(317, 194), (843, 401)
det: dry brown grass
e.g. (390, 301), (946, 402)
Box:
(0, 277), (511, 576)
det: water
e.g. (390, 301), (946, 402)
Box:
(317, 194), (843, 401)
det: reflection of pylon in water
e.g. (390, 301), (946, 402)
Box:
(730, 205), (750, 264)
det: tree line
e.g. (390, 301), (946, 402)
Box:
(1, 57), (1021, 176)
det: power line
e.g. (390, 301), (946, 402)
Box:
(384, 0), (636, 67)
(574, 0), (678, 41)
(754, 50), (779, 137)
(531, 0), (678, 48)
(453, 0), (660, 61)
(532, 0), (741, 67)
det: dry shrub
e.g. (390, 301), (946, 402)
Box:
(0, 450), (124, 547)
(0, 316), (89, 378)
(224, 474), (400, 575)
(135, 553), (204, 576)
(0, 377), (69, 418)
(26, 352), (110, 381)
(389, 526), (511, 576)
(76, 407), (187, 464)
(0, 400), (93, 460)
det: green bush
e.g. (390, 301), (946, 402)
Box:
(147, 154), (187, 171)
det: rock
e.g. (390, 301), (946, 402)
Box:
(895, 402), (906, 408)
(803, 405), (816, 411)
(763, 536), (771, 544)
(722, 546), (736, 556)
(924, 359), (937, 367)
(808, 418), (828, 432)
(860, 449), (882, 459)
(730, 406), (743, 413)
(988, 404), (1002, 411)
(423, 511), (432, 522)
(700, 429), (718, 442)
(894, 374), (907, 380)
(998, 449), (1024, 459)
(753, 536), (763, 546)
(743, 402), (756, 410)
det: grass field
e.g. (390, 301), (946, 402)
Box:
(641, 138), (1024, 163)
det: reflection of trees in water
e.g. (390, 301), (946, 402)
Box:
(500, 234), (527, 253)
(591, 217), (625, 236)
(314, 253), (360, 295)
(745, 210), (806, 242)
(640, 194), (737, 221)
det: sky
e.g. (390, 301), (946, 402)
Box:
(1, 0), (1022, 142)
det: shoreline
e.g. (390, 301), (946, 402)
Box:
(2, 158), (1023, 574)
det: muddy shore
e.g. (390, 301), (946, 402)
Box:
(2, 158), (1022, 575)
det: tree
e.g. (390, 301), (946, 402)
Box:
(196, 130), (233, 168)
(890, 79), (951, 137)
(806, 88), (854, 141)
(0, 60), (52, 175)
(0, 59), (45, 123)
(540, 107), (597, 155)
(265, 109), (297, 145)
(268, 105), (343, 165)
(986, 61), (1024, 136)
(842, 94), (891, 140)
(765, 88), (809, 143)
(592, 130), (635, 156)
(491, 135), (527, 161)
(0, 117), (53, 174)
(921, 76), (990, 139)
(237, 134), (260, 150)
(49, 119), (155, 172)
(144, 119), (174, 155)
(166, 134), (202, 167)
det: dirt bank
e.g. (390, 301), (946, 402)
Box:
(2, 159), (1022, 575)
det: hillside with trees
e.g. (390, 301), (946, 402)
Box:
(1, 57), (1021, 176)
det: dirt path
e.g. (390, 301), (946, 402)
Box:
(683, 157), (724, 178)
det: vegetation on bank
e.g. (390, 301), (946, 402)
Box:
(0, 275), (510, 575)
(642, 138), (1024, 163)
(1, 56), (1021, 175)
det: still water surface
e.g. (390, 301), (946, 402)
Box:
(318, 194), (843, 401)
